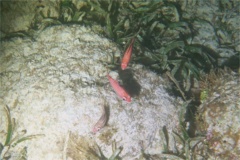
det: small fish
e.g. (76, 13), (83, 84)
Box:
(121, 38), (135, 70)
(107, 74), (131, 102)
(92, 105), (107, 133)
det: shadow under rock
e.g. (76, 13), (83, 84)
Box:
(118, 69), (141, 97)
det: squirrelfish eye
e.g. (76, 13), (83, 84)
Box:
(123, 97), (126, 101)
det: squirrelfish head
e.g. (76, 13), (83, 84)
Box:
(121, 63), (127, 70)
(123, 95), (131, 102)
(92, 126), (101, 134)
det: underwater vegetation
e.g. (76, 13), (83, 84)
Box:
(0, 105), (43, 160)
(67, 132), (122, 160)
(0, 0), (238, 99)
(137, 101), (207, 160)
(159, 101), (206, 160)
(0, 0), (239, 159)
(24, 0), (239, 100)
(194, 69), (240, 160)
(158, 125), (206, 160)
(0, 0), (239, 99)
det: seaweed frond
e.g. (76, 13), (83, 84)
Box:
(67, 132), (123, 160)
(0, 105), (44, 160)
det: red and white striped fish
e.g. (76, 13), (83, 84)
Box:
(121, 38), (135, 70)
(107, 74), (131, 102)
(92, 105), (107, 133)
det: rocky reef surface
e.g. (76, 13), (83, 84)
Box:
(196, 70), (240, 160)
(0, 25), (183, 159)
(1, 1), (239, 159)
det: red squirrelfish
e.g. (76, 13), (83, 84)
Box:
(92, 105), (107, 133)
(107, 74), (131, 102)
(121, 38), (135, 70)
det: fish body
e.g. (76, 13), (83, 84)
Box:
(121, 38), (135, 70)
(107, 74), (131, 102)
(92, 105), (107, 133)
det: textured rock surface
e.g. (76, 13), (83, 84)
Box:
(0, 25), (182, 159)
(0, 1), (60, 34)
(197, 71), (240, 160)
(181, 1), (240, 52)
